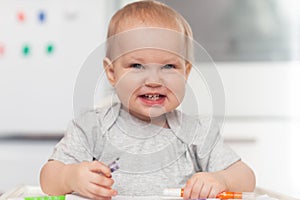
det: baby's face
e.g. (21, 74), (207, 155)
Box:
(105, 48), (191, 121)
(104, 25), (191, 121)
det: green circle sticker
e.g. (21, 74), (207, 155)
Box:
(22, 44), (30, 56)
(46, 43), (54, 55)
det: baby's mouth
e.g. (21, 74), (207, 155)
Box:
(140, 94), (166, 101)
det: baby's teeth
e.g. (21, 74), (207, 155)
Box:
(145, 94), (160, 100)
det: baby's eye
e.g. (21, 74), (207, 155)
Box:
(130, 63), (144, 69)
(162, 64), (176, 69)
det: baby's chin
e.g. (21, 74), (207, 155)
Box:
(128, 106), (168, 121)
(147, 105), (167, 115)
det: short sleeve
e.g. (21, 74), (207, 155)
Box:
(193, 118), (241, 172)
(204, 135), (241, 172)
(49, 111), (102, 164)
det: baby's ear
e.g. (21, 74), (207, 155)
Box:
(185, 62), (192, 79)
(103, 57), (116, 86)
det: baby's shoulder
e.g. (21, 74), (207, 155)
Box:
(74, 102), (121, 130)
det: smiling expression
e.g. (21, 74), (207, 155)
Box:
(104, 46), (191, 122)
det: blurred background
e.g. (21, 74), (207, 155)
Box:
(0, 0), (300, 198)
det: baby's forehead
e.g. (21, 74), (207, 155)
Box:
(106, 27), (191, 62)
(121, 48), (184, 62)
(115, 16), (184, 35)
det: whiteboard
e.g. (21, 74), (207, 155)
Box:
(0, 0), (117, 134)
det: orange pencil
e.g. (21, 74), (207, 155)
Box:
(217, 191), (256, 199)
(163, 189), (256, 199)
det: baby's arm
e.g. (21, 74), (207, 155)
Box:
(183, 160), (255, 199)
(40, 160), (117, 200)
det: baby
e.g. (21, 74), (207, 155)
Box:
(40, 1), (255, 200)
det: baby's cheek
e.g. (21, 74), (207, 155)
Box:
(115, 74), (142, 104)
(167, 82), (186, 102)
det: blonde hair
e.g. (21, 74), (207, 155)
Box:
(106, 0), (194, 61)
(107, 1), (192, 38)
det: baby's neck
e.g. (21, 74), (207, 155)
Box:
(149, 115), (170, 128)
(122, 105), (170, 128)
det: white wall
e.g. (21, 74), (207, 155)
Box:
(0, 0), (115, 133)
(219, 62), (300, 198)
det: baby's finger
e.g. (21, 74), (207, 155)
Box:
(90, 173), (114, 188)
(87, 183), (117, 198)
(190, 180), (203, 199)
(73, 184), (110, 200)
(183, 178), (196, 200)
(89, 161), (111, 177)
(199, 184), (212, 198)
(208, 183), (226, 198)
(209, 188), (222, 198)
(83, 191), (112, 200)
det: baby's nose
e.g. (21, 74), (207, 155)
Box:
(144, 80), (162, 87)
(144, 67), (163, 87)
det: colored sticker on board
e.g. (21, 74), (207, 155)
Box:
(0, 44), (5, 56)
(38, 10), (46, 23)
(17, 11), (25, 22)
(22, 44), (31, 56)
(46, 43), (54, 55)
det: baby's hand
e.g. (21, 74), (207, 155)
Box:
(183, 172), (227, 199)
(67, 161), (117, 200)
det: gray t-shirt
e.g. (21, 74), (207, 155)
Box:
(50, 103), (240, 196)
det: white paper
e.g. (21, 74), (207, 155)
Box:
(1, 185), (279, 200)
(65, 193), (279, 200)
(66, 194), (181, 200)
